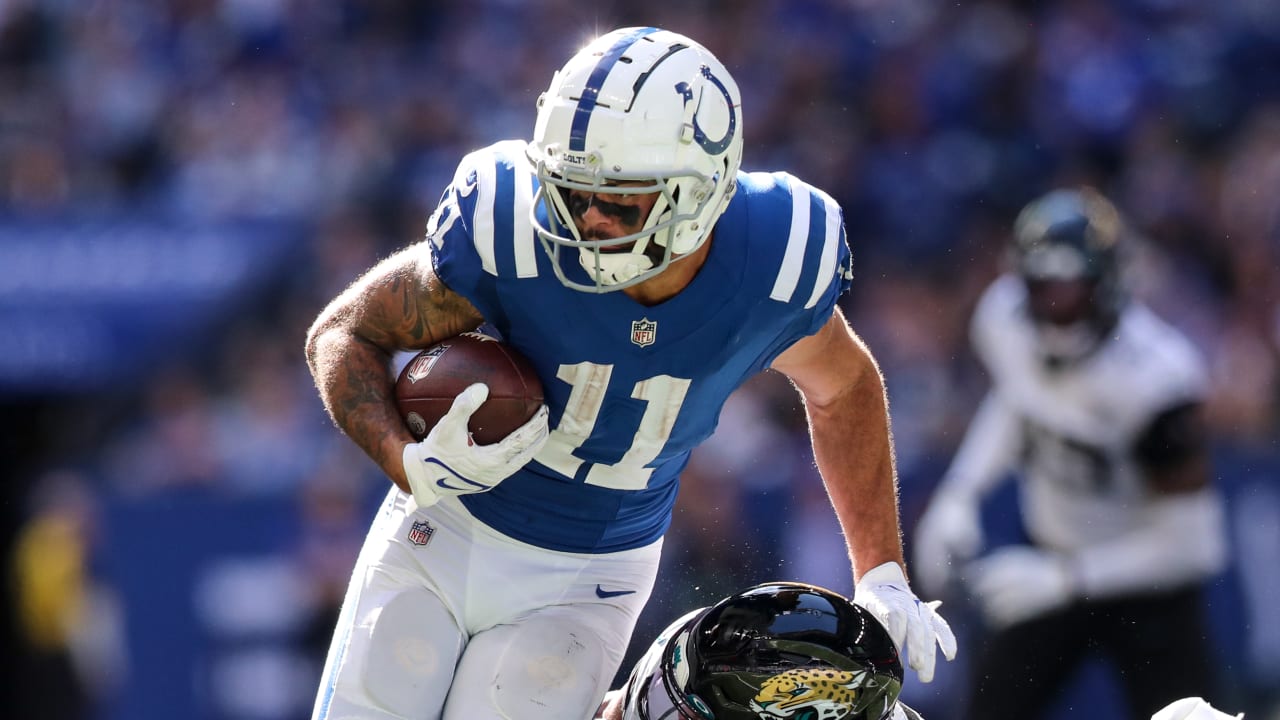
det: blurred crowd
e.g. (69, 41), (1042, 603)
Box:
(2, 1), (1279, 719)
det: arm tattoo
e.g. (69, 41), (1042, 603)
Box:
(305, 248), (483, 486)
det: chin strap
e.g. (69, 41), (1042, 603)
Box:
(580, 248), (655, 287)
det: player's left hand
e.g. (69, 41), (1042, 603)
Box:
(402, 383), (549, 508)
(967, 545), (1074, 629)
(854, 561), (957, 683)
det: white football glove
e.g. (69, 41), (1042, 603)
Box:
(967, 546), (1074, 629)
(854, 561), (958, 684)
(1151, 697), (1244, 720)
(402, 383), (549, 509)
(912, 491), (984, 598)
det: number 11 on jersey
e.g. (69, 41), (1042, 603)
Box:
(534, 361), (691, 490)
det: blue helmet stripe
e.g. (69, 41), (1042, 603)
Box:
(569, 27), (660, 152)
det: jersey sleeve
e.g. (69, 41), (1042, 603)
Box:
(1143, 316), (1210, 410)
(1129, 313), (1211, 475)
(757, 172), (853, 367)
(1133, 401), (1206, 473)
(427, 152), (485, 298)
(426, 141), (535, 322)
(1104, 308), (1208, 461)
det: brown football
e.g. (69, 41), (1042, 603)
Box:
(394, 332), (544, 445)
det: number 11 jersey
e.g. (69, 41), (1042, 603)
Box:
(427, 140), (850, 553)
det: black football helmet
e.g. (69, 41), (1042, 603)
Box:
(1011, 187), (1127, 364)
(623, 582), (903, 720)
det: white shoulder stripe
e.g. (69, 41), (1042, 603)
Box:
(805, 188), (841, 309)
(769, 176), (810, 302)
(512, 156), (538, 278)
(473, 156), (497, 276)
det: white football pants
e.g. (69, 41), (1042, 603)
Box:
(311, 488), (661, 720)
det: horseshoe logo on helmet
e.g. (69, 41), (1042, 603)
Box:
(674, 65), (737, 155)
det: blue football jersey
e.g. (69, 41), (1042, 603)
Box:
(427, 140), (851, 553)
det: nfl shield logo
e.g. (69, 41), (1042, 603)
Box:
(406, 346), (448, 384)
(631, 318), (657, 347)
(407, 520), (435, 546)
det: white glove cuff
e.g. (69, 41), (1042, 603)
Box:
(402, 442), (443, 508)
(860, 560), (908, 587)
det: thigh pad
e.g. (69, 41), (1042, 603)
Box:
(359, 587), (464, 718)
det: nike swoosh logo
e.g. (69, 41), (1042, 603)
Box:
(423, 458), (489, 492)
(595, 584), (636, 599)
(436, 476), (488, 491)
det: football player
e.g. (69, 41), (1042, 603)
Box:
(305, 27), (954, 720)
(594, 581), (924, 720)
(913, 188), (1228, 719)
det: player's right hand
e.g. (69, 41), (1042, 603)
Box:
(912, 490), (984, 597)
(402, 383), (549, 508)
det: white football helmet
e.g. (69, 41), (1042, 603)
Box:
(527, 27), (744, 292)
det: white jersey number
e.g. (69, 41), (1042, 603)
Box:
(534, 362), (691, 491)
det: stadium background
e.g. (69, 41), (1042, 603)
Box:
(1, 1), (1278, 719)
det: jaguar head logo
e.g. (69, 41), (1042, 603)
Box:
(750, 669), (866, 720)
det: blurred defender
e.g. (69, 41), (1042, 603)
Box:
(913, 188), (1228, 719)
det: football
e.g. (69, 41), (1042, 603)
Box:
(394, 332), (544, 445)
